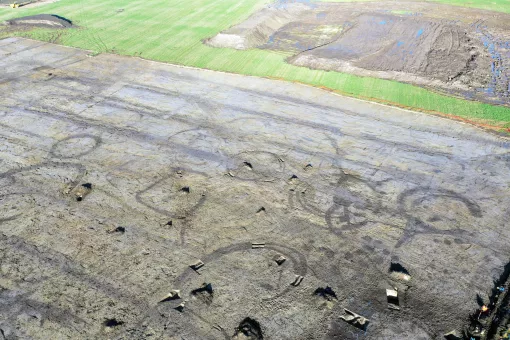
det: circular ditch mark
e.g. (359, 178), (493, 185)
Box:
(0, 192), (55, 223)
(0, 193), (31, 222)
(469, 152), (510, 177)
(227, 151), (286, 182)
(289, 171), (384, 235)
(395, 186), (482, 248)
(174, 242), (307, 301)
(135, 169), (208, 219)
(0, 162), (86, 195)
(160, 242), (307, 339)
(49, 134), (101, 159)
(168, 128), (227, 155)
(0, 175), (16, 188)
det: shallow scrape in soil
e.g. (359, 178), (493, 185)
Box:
(207, 0), (510, 106)
(3, 14), (72, 28)
(1, 38), (510, 339)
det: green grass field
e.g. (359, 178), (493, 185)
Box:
(2, 0), (510, 130)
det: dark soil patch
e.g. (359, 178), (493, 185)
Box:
(191, 283), (214, 305)
(389, 262), (410, 275)
(234, 318), (263, 339)
(103, 318), (124, 328)
(314, 286), (337, 301)
(4, 14), (72, 28)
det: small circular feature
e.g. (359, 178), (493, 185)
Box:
(50, 134), (101, 159)
(229, 151), (285, 181)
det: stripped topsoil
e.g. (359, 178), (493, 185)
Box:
(2, 36), (510, 340)
(206, 0), (510, 106)
(3, 14), (72, 28)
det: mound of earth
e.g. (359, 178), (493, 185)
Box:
(4, 14), (72, 28)
(207, 1), (510, 105)
(204, 2), (310, 50)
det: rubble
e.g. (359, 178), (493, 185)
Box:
(273, 254), (286, 265)
(339, 308), (369, 330)
(252, 242), (265, 249)
(159, 290), (181, 302)
(74, 183), (92, 201)
(190, 260), (204, 271)
(291, 275), (304, 286)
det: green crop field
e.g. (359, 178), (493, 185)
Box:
(2, 0), (510, 130)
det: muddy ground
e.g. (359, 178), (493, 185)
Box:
(1, 38), (510, 339)
(2, 14), (72, 28)
(207, 0), (510, 106)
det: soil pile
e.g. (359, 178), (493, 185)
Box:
(205, 3), (310, 50)
(4, 14), (72, 28)
(207, 1), (510, 105)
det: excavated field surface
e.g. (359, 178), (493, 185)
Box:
(207, 1), (510, 106)
(1, 38), (510, 339)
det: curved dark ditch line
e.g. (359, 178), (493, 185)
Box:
(174, 242), (307, 291)
(396, 186), (483, 248)
(134, 169), (209, 218)
(0, 213), (22, 224)
(115, 70), (509, 150)
(0, 174), (15, 188)
(166, 127), (227, 155)
(290, 173), (385, 235)
(49, 134), (102, 159)
(0, 233), (150, 312)
(325, 204), (369, 236)
(187, 309), (230, 340)
(397, 186), (482, 218)
(158, 242), (307, 338)
(290, 182), (331, 217)
(19, 105), (228, 167)
(0, 161), (87, 195)
(394, 217), (476, 249)
(0, 192), (47, 221)
(134, 169), (209, 245)
(227, 151), (286, 182)
(0, 289), (88, 334)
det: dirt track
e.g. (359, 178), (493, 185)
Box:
(1, 38), (510, 339)
(207, 1), (510, 106)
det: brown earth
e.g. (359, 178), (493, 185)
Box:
(207, 1), (510, 106)
(2, 14), (72, 28)
(2, 37), (510, 340)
